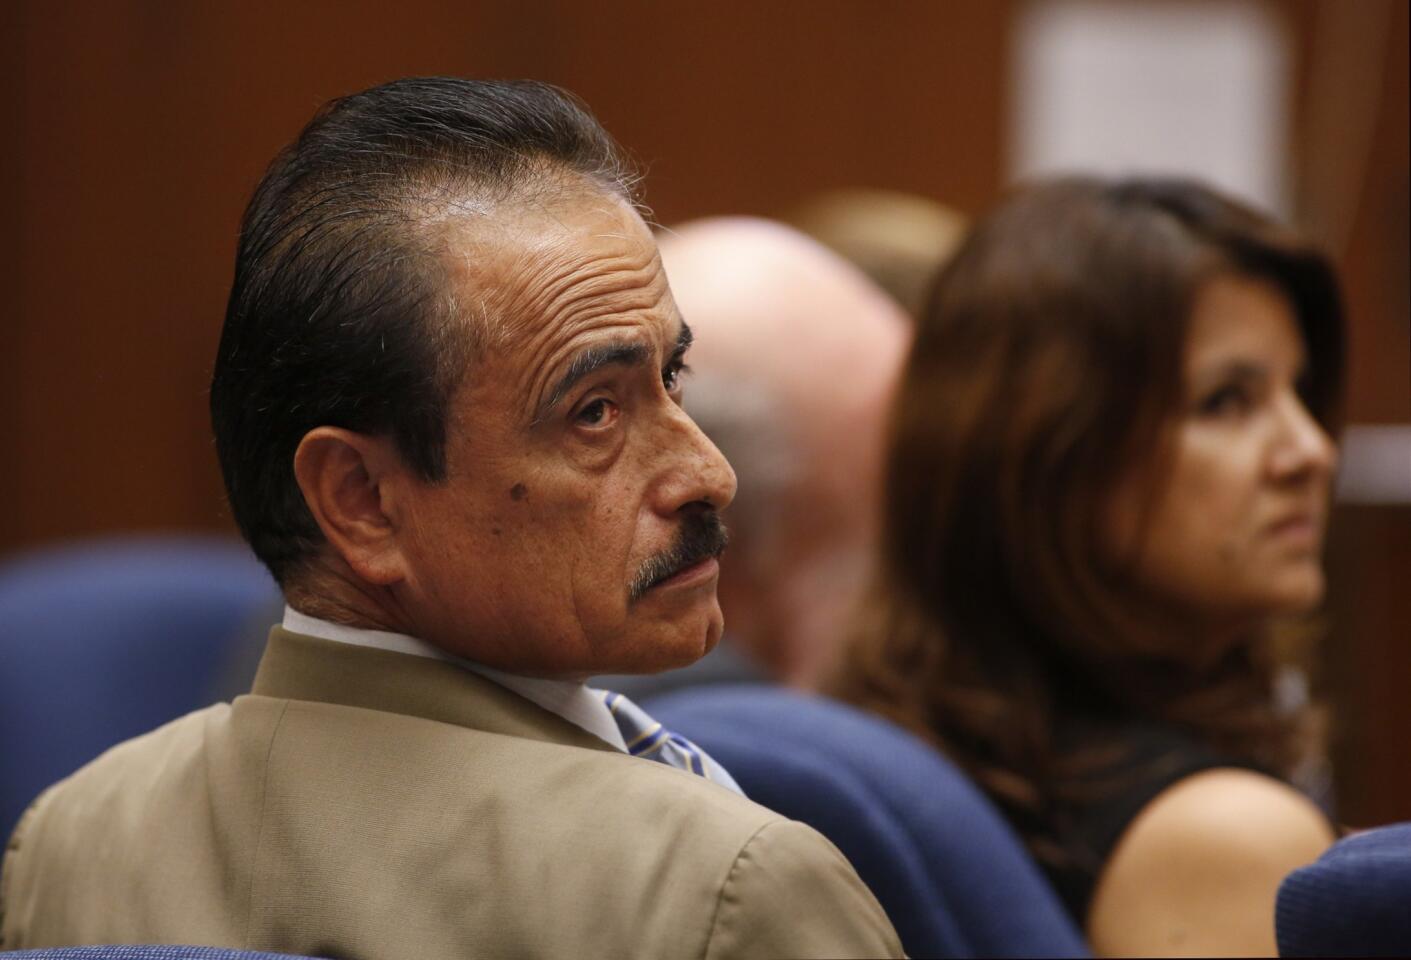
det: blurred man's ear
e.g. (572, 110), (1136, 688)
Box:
(293, 427), (410, 586)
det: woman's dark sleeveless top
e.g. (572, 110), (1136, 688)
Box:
(1037, 725), (1261, 924)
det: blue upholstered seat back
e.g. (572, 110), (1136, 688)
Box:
(1277, 821), (1411, 957)
(648, 685), (1089, 959)
(0, 536), (278, 840)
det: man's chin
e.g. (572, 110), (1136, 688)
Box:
(604, 612), (723, 676)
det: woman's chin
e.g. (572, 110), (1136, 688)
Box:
(1261, 569), (1327, 616)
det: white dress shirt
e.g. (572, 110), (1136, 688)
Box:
(282, 606), (628, 753)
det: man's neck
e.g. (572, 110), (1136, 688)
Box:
(283, 560), (413, 635)
(282, 561), (595, 684)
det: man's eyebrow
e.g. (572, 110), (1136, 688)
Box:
(531, 322), (695, 425)
(534, 341), (650, 424)
(670, 321), (694, 360)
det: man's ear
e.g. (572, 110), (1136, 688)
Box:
(293, 427), (410, 586)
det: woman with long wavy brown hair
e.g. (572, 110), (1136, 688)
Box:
(830, 177), (1344, 956)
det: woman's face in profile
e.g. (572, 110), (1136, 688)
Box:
(1107, 273), (1338, 626)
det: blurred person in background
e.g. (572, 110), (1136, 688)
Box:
(595, 217), (910, 697)
(788, 187), (968, 318)
(831, 177), (1344, 957)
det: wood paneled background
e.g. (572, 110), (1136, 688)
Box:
(2, 0), (1406, 821)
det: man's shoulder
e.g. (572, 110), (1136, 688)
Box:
(4, 694), (903, 958)
(1, 702), (248, 947)
(558, 735), (784, 839)
(11, 690), (781, 856)
(7, 690), (779, 861)
(16, 702), (235, 819)
(267, 687), (786, 847)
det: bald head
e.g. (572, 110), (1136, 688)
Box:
(658, 217), (910, 686)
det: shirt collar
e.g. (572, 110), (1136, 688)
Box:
(281, 606), (628, 753)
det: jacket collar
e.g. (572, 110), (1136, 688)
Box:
(251, 627), (621, 756)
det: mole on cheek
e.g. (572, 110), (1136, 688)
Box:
(510, 483), (528, 501)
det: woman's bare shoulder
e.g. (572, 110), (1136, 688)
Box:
(1086, 768), (1334, 957)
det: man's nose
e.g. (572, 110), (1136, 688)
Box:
(1269, 391), (1338, 482)
(655, 405), (737, 515)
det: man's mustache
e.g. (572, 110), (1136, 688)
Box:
(628, 511), (730, 603)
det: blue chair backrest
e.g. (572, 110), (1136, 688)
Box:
(648, 685), (1089, 959)
(1277, 821), (1411, 957)
(0, 948), (314, 959)
(0, 536), (279, 840)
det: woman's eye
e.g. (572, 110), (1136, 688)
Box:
(575, 398), (616, 428)
(1199, 384), (1252, 417)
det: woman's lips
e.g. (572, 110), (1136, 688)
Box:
(1265, 512), (1322, 548)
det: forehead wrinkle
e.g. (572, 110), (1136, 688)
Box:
(473, 187), (659, 328)
(496, 242), (664, 344)
(512, 279), (675, 427)
(430, 186), (654, 345)
(441, 190), (674, 421)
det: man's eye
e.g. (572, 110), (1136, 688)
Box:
(575, 398), (617, 428)
(662, 360), (689, 393)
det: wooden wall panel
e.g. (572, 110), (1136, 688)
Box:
(539, 2), (1009, 223)
(1312, 0), (1411, 824)
(1, 0), (1009, 556)
(1287, 0), (1410, 424)
(1326, 505), (1411, 826)
(0, 2), (24, 549)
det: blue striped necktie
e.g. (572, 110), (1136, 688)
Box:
(597, 689), (743, 795)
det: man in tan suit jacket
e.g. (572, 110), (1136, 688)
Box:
(0, 78), (902, 959)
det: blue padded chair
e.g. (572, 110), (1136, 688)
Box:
(648, 685), (1089, 959)
(0, 948), (316, 959)
(1276, 821), (1411, 957)
(0, 949), (313, 959)
(0, 536), (279, 840)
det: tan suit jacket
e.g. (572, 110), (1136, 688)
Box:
(1, 628), (902, 959)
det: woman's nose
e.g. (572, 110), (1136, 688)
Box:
(1269, 391), (1338, 482)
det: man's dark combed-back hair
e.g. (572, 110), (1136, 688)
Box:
(211, 77), (637, 584)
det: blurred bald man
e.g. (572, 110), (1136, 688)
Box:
(602, 217), (910, 693)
